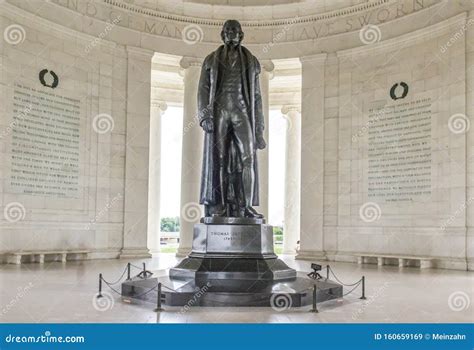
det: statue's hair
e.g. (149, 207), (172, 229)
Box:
(221, 19), (244, 43)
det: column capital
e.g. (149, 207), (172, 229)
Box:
(260, 59), (275, 80)
(180, 56), (203, 69)
(281, 105), (301, 115)
(151, 100), (168, 112)
(260, 59), (275, 72)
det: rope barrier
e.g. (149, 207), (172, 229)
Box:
(96, 262), (367, 312)
(99, 274), (178, 297)
(328, 266), (363, 286)
(129, 263), (146, 270)
(100, 265), (129, 286)
(100, 278), (123, 295)
(99, 261), (153, 287)
(317, 280), (362, 298)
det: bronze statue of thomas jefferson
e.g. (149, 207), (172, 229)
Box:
(198, 20), (266, 218)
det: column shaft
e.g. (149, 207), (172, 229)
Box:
(177, 57), (203, 257)
(296, 54), (327, 260)
(257, 60), (274, 219)
(282, 106), (301, 254)
(121, 46), (154, 258)
(148, 102), (167, 254)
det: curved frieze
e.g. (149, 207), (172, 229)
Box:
(48, 0), (442, 44)
(3, 0), (471, 59)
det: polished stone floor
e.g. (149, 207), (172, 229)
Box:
(0, 254), (472, 323)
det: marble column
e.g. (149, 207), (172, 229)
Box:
(257, 60), (274, 219)
(281, 105), (301, 254)
(296, 53), (327, 260)
(148, 101), (167, 255)
(121, 46), (154, 259)
(467, 10), (474, 271)
(177, 57), (203, 257)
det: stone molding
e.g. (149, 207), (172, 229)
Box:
(179, 56), (203, 69)
(102, 0), (392, 27)
(126, 45), (154, 59)
(300, 53), (328, 64)
(336, 12), (468, 58)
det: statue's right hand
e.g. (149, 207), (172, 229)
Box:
(201, 119), (214, 133)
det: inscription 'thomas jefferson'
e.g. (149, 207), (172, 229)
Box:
(368, 98), (432, 202)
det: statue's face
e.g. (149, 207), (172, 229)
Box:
(222, 20), (243, 47)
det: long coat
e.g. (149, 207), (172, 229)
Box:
(197, 45), (264, 206)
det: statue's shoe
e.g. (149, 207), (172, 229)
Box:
(244, 206), (264, 218)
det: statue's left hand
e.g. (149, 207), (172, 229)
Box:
(256, 135), (266, 150)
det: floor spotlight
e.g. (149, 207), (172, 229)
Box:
(307, 263), (323, 280)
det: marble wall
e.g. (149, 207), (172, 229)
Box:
(0, 4), (132, 260)
(326, 14), (470, 269)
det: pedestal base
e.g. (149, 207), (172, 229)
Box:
(121, 271), (343, 307)
(170, 257), (296, 281)
(120, 220), (343, 308)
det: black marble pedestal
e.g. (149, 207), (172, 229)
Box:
(122, 271), (343, 307)
(121, 219), (343, 308)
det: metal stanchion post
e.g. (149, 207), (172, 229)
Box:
(326, 265), (330, 279)
(311, 284), (318, 313)
(126, 263), (131, 281)
(154, 283), (163, 312)
(97, 273), (103, 298)
(142, 262), (146, 275)
(360, 276), (367, 300)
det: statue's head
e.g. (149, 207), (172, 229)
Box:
(221, 20), (244, 47)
